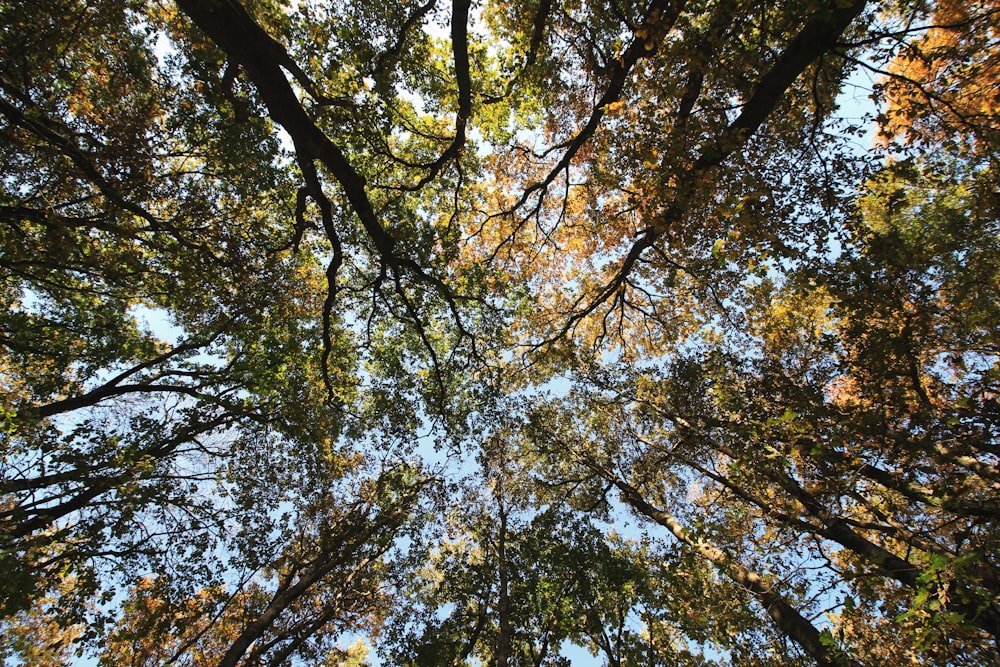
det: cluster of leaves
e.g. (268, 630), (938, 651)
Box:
(2, 0), (998, 666)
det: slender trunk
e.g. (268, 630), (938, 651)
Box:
(610, 476), (854, 667)
(494, 493), (512, 667)
(215, 489), (418, 667)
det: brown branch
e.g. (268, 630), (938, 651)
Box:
(174, 0), (397, 262)
(500, 0), (687, 216)
(175, 0), (480, 392)
(214, 475), (426, 667)
(482, 0), (554, 104)
(17, 323), (233, 422)
(399, 0), (473, 191)
(543, 0), (869, 345)
(373, 0), (438, 78)
(0, 79), (158, 226)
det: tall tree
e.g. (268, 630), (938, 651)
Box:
(2, 0), (997, 665)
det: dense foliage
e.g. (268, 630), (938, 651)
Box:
(1, 0), (997, 665)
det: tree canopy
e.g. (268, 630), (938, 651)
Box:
(1, 0), (998, 665)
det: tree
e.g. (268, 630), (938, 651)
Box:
(382, 426), (678, 667)
(2, 0), (997, 665)
(98, 465), (428, 667)
(875, 0), (999, 162)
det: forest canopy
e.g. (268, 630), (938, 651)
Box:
(1, 0), (998, 665)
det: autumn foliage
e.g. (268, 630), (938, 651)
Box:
(1, 1), (998, 666)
